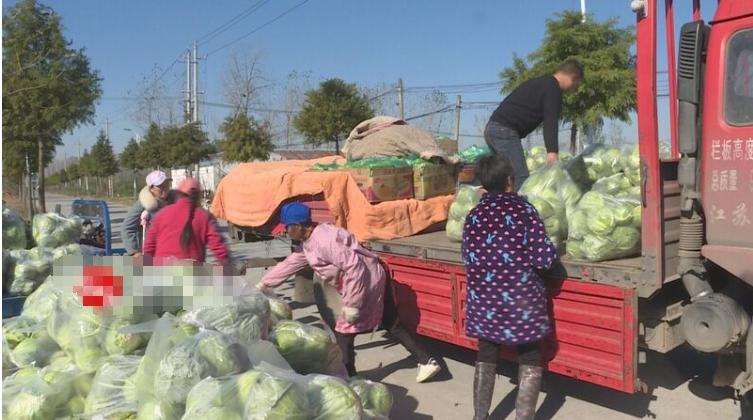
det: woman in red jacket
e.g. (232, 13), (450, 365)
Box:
(143, 178), (228, 264)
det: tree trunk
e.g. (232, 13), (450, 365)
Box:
(570, 124), (578, 156)
(133, 172), (138, 198)
(85, 176), (89, 193)
(37, 138), (46, 213)
(334, 138), (340, 156)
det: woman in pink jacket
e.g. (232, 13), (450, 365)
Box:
(258, 203), (441, 382)
(143, 178), (228, 265)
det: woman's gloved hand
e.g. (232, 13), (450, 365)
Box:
(255, 282), (273, 296)
(341, 306), (360, 322)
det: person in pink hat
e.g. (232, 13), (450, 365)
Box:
(143, 177), (228, 264)
(121, 170), (172, 256)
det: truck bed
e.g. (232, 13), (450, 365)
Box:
(369, 231), (644, 285)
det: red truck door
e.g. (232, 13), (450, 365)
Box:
(700, 11), (753, 286)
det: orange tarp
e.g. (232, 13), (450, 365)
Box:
(210, 157), (453, 241)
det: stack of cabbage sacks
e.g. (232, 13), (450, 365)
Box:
(3, 212), (84, 295)
(2, 354), (92, 419)
(134, 313), (253, 419)
(446, 185), (483, 242)
(518, 163), (583, 251)
(566, 191), (641, 261)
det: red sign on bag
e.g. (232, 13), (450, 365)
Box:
(73, 266), (124, 307)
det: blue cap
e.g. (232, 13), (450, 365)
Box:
(280, 203), (311, 226)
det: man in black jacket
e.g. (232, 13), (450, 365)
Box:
(485, 59), (583, 191)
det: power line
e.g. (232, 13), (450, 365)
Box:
(206, 0), (312, 57)
(200, 100), (298, 114)
(404, 105), (454, 121)
(197, 0), (272, 46)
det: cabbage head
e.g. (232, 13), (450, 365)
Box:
(454, 186), (481, 207)
(529, 146), (546, 157)
(307, 375), (363, 420)
(449, 202), (465, 220)
(567, 210), (589, 240)
(579, 191), (606, 210)
(11, 330), (60, 367)
(31, 213), (82, 249)
(105, 318), (152, 356)
(612, 202), (635, 226)
(587, 208), (616, 236)
(446, 218), (464, 242)
(528, 197), (555, 220)
(350, 379), (393, 417)
(84, 355), (141, 419)
(272, 320), (333, 375)
(21, 280), (60, 323)
(196, 332), (250, 376)
(238, 370), (312, 420)
(582, 235), (615, 261)
(566, 240), (586, 260)
(613, 227), (641, 253)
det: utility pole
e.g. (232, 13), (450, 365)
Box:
(580, 0), (587, 22)
(453, 95), (462, 143)
(184, 49), (192, 123)
(191, 41), (200, 124)
(397, 78), (405, 120)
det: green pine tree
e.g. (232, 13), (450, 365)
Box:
(219, 114), (275, 162)
(3, 0), (102, 210)
(293, 78), (374, 154)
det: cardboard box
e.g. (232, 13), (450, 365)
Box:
(347, 167), (414, 203)
(413, 164), (457, 200)
(457, 163), (477, 184)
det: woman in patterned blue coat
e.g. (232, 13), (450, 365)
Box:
(462, 153), (558, 420)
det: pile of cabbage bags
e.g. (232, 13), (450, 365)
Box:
(4, 260), (396, 420)
(518, 163), (583, 250)
(446, 185), (482, 242)
(2, 212), (85, 296)
(566, 191), (642, 261)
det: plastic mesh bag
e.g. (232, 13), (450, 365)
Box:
(350, 379), (394, 418)
(3, 206), (28, 250)
(446, 185), (482, 242)
(566, 191), (641, 261)
(2, 358), (89, 419)
(84, 355), (141, 419)
(267, 295), (294, 324)
(519, 163), (583, 250)
(565, 144), (624, 189)
(134, 313), (251, 419)
(178, 291), (271, 345)
(306, 374), (364, 420)
(271, 320), (346, 377)
(31, 213), (82, 248)
(8, 248), (54, 295)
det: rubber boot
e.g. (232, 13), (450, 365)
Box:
(515, 364), (543, 420)
(473, 362), (497, 420)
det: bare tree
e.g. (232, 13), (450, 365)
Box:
(129, 65), (181, 130)
(222, 49), (269, 117)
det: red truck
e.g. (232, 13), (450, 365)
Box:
(226, 0), (753, 411)
(365, 0), (753, 407)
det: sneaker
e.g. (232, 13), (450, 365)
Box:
(416, 358), (441, 383)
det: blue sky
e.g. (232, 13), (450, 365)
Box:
(4, 0), (719, 159)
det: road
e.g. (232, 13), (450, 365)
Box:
(45, 192), (743, 420)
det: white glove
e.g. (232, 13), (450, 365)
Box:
(255, 282), (273, 296)
(341, 306), (360, 323)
